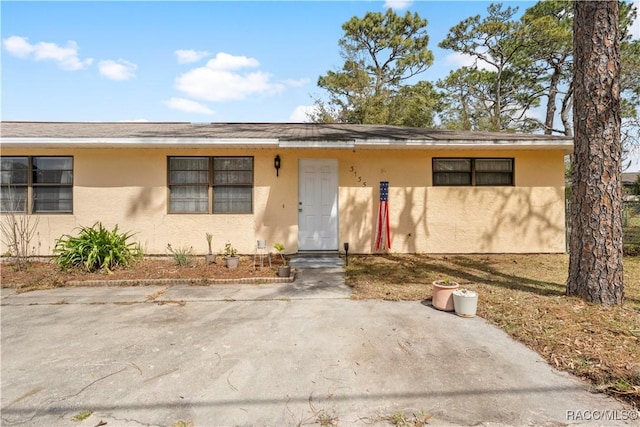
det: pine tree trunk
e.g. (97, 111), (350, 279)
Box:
(567, 0), (623, 304)
(544, 68), (560, 135)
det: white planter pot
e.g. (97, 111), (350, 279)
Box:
(453, 289), (478, 318)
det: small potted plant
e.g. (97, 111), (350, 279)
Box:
(205, 233), (215, 264)
(222, 242), (239, 269)
(453, 288), (478, 317)
(273, 242), (291, 277)
(431, 277), (460, 311)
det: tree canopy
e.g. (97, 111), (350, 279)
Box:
(311, 9), (437, 126)
(437, 3), (546, 132)
(312, 0), (639, 140)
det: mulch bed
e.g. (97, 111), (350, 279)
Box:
(1, 256), (284, 291)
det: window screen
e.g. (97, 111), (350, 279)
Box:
(433, 158), (513, 187)
(168, 156), (253, 214)
(213, 157), (253, 214)
(0, 156), (73, 213)
(32, 157), (73, 213)
(1, 157), (29, 212)
(168, 157), (209, 213)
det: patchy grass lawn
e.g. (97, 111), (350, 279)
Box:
(625, 214), (640, 255)
(346, 253), (640, 407)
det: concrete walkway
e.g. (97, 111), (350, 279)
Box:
(1, 258), (636, 426)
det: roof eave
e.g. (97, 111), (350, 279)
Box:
(353, 139), (574, 153)
(0, 137), (280, 149)
(1, 137), (574, 154)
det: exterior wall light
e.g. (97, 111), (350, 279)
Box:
(274, 154), (281, 177)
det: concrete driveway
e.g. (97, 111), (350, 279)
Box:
(1, 264), (636, 427)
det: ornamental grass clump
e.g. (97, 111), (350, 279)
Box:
(167, 243), (193, 266)
(53, 222), (142, 273)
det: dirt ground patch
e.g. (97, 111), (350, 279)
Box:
(1, 256), (283, 291)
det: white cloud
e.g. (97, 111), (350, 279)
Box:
(444, 52), (495, 71)
(98, 59), (137, 81)
(175, 52), (296, 102)
(289, 105), (316, 122)
(3, 35), (33, 57)
(175, 49), (210, 64)
(164, 97), (215, 115)
(2, 35), (93, 70)
(524, 107), (543, 122)
(383, 0), (413, 10)
(282, 78), (310, 88)
(206, 52), (259, 70)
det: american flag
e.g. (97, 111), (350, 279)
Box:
(375, 181), (390, 251)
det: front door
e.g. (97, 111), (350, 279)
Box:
(298, 159), (338, 251)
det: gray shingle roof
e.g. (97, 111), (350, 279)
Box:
(1, 121), (573, 143)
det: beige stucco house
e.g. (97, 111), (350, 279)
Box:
(0, 121), (573, 256)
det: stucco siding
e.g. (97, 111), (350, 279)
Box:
(0, 147), (566, 256)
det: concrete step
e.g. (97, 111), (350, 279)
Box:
(289, 254), (344, 268)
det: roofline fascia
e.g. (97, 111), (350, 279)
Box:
(1, 137), (574, 153)
(353, 138), (574, 153)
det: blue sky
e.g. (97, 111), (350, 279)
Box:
(1, 0), (639, 126)
(1, 0), (549, 123)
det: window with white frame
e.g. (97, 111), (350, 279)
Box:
(0, 156), (73, 213)
(168, 156), (253, 214)
(433, 158), (514, 186)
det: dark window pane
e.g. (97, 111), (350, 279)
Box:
(433, 159), (471, 172)
(169, 170), (209, 185)
(169, 157), (208, 171)
(475, 159), (513, 172)
(213, 170), (253, 185)
(33, 170), (73, 184)
(33, 157), (73, 170)
(0, 187), (27, 212)
(212, 157), (253, 213)
(169, 185), (208, 213)
(33, 157), (73, 185)
(31, 157), (74, 212)
(213, 187), (252, 213)
(168, 157), (210, 212)
(433, 172), (472, 186)
(33, 187), (73, 212)
(476, 173), (513, 186)
(214, 157), (252, 171)
(0, 157), (29, 185)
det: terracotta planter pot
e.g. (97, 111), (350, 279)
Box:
(432, 280), (460, 311)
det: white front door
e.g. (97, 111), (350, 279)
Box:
(298, 159), (338, 251)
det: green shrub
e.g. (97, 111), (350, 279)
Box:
(53, 222), (142, 272)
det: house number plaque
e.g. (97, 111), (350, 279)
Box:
(349, 165), (367, 187)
